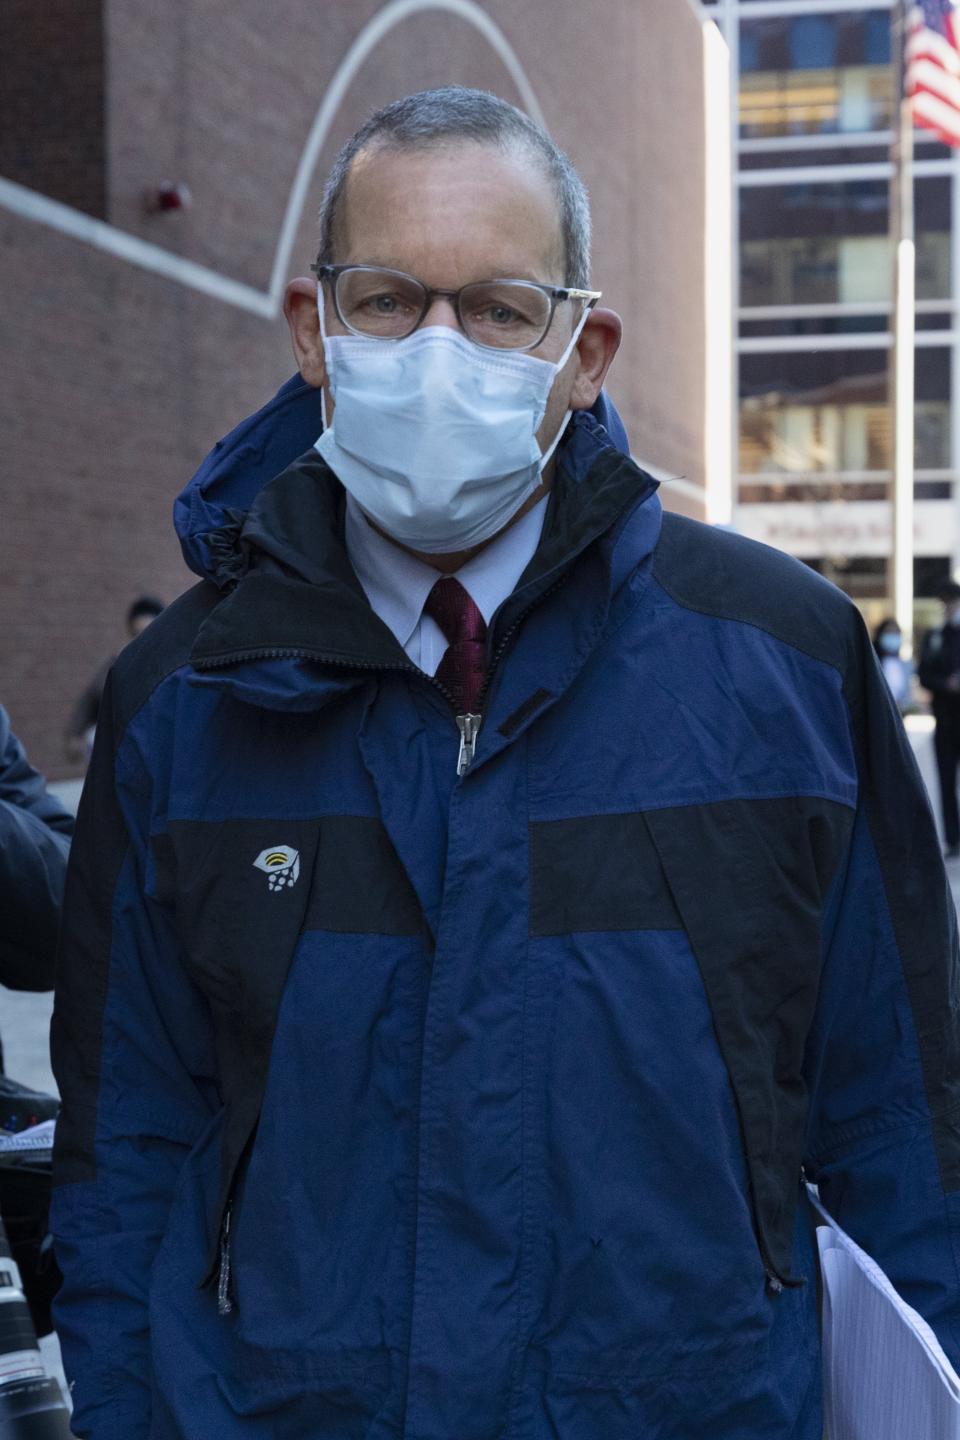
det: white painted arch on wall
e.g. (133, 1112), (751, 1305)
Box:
(0, 0), (544, 319)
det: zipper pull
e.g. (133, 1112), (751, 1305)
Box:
(217, 1204), (234, 1316)
(456, 713), (482, 776)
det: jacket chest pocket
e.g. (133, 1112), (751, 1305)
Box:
(153, 814), (423, 977)
(151, 817), (322, 1012)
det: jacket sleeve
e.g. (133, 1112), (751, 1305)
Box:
(50, 671), (218, 1439)
(0, 704), (73, 991)
(803, 612), (960, 1363)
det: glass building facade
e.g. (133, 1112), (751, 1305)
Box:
(705, 0), (960, 616)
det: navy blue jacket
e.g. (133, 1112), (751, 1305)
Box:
(0, 704), (72, 992)
(51, 377), (960, 1439)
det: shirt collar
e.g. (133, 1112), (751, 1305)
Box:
(344, 492), (548, 650)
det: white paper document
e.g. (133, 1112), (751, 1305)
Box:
(811, 1191), (960, 1439)
(0, 1118), (56, 1153)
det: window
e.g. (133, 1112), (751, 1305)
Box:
(739, 12), (892, 137)
(738, 479), (949, 502)
(804, 556), (888, 599)
(739, 179), (950, 307)
(0, 0), (106, 216)
(739, 348), (951, 475)
(805, 556), (950, 601)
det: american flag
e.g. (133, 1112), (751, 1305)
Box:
(907, 0), (960, 146)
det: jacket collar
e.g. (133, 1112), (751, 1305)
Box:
(175, 377), (634, 586)
(188, 412), (659, 705)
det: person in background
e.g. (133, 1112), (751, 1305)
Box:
(872, 617), (912, 712)
(0, 704), (73, 1069)
(66, 596), (164, 760)
(919, 580), (960, 858)
(0, 704), (72, 1395)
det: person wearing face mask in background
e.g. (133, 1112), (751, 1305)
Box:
(872, 617), (912, 712)
(919, 580), (960, 857)
(51, 88), (960, 1440)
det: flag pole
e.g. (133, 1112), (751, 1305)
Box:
(890, 0), (916, 651)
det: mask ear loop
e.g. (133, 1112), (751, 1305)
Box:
(555, 299), (593, 373)
(538, 409), (575, 471)
(538, 299), (595, 470)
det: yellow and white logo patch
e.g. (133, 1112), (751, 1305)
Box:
(252, 845), (300, 892)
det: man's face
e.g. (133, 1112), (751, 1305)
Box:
(322, 140), (587, 455)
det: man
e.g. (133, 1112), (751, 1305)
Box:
(51, 88), (960, 1440)
(920, 579), (960, 857)
(66, 595), (165, 760)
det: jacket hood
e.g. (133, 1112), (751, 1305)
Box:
(174, 374), (633, 586)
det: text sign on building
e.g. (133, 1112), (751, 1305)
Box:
(736, 501), (956, 559)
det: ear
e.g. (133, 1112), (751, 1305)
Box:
(568, 307), (622, 411)
(284, 277), (327, 390)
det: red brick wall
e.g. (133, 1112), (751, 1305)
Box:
(0, 0), (106, 216)
(0, 0), (707, 775)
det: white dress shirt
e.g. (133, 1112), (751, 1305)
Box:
(344, 492), (548, 677)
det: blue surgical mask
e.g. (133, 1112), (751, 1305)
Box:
(314, 310), (589, 554)
(879, 632), (901, 655)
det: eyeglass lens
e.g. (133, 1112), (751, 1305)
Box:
(334, 269), (553, 350)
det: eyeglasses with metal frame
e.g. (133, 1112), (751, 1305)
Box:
(311, 263), (601, 353)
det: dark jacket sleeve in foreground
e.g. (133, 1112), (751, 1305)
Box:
(50, 665), (218, 1439)
(803, 610), (960, 1362)
(0, 703), (73, 991)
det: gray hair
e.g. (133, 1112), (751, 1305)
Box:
(316, 86), (591, 288)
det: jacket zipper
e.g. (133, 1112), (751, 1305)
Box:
(195, 571), (567, 780)
(208, 1126), (259, 1315)
(451, 570), (569, 777)
(757, 1225), (799, 1295)
(217, 1202), (234, 1316)
(764, 1265), (784, 1296)
(454, 571), (569, 776)
(455, 714), (482, 776)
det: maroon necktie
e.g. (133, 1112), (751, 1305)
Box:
(424, 576), (487, 714)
